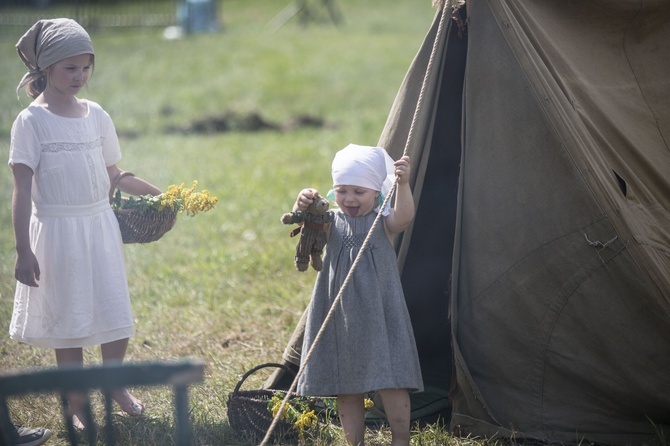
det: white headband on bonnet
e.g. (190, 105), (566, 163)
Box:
(16, 18), (94, 97)
(331, 144), (396, 215)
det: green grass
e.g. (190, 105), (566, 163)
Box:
(0, 1), (486, 444)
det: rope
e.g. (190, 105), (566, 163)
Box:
(259, 3), (454, 444)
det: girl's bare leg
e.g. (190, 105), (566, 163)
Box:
(55, 348), (90, 429)
(337, 393), (366, 446)
(101, 338), (144, 416)
(378, 388), (411, 446)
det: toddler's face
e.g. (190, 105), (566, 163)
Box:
(333, 185), (378, 217)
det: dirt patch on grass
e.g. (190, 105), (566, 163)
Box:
(166, 111), (333, 134)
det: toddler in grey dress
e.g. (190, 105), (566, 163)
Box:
(293, 144), (422, 446)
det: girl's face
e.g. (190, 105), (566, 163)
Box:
(45, 53), (93, 96)
(333, 185), (378, 217)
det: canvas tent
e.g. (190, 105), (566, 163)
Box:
(266, 1), (670, 444)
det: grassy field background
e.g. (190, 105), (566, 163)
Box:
(0, 1), (473, 444)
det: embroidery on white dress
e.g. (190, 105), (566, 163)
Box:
(86, 152), (102, 200)
(41, 140), (98, 153)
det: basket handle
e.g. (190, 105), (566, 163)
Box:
(232, 362), (297, 395)
(108, 171), (135, 203)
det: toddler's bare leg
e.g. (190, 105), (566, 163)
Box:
(337, 393), (366, 445)
(378, 388), (411, 446)
(101, 338), (145, 416)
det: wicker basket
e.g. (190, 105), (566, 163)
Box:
(227, 362), (302, 443)
(109, 171), (177, 244)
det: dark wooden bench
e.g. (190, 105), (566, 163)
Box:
(0, 358), (205, 445)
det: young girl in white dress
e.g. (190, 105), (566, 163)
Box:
(292, 144), (423, 446)
(9, 18), (161, 429)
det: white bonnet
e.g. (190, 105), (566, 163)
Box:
(331, 144), (395, 214)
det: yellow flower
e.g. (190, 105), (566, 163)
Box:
(364, 398), (374, 409)
(294, 410), (317, 430)
(162, 182), (216, 215)
(266, 393), (319, 440)
(114, 181), (218, 216)
(269, 395), (288, 420)
(294, 410), (317, 440)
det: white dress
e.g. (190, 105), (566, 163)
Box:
(8, 101), (134, 349)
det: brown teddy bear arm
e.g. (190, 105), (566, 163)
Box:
(281, 211), (307, 224)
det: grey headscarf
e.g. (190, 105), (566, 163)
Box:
(16, 18), (94, 97)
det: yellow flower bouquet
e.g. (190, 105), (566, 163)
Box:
(266, 394), (375, 441)
(111, 180), (218, 244)
(268, 393), (319, 441)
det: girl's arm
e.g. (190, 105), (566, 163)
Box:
(107, 165), (161, 196)
(384, 156), (415, 235)
(11, 163), (40, 287)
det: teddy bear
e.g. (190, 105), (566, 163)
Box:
(281, 193), (335, 272)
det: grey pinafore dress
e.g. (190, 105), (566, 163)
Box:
(297, 210), (423, 396)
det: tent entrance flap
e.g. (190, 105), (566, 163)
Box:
(394, 2), (467, 418)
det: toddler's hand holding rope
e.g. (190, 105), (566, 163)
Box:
(394, 156), (411, 185)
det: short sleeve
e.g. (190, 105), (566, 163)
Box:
(92, 102), (122, 167)
(8, 111), (40, 171)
